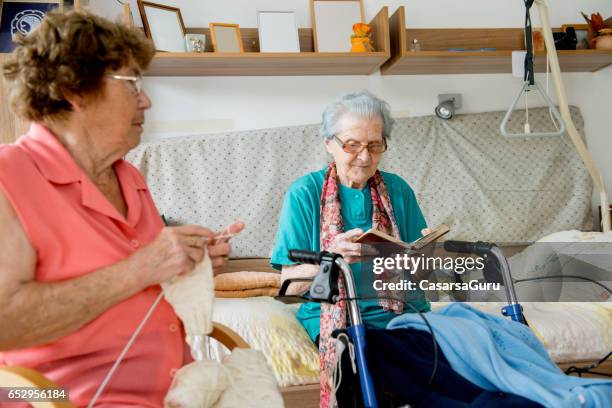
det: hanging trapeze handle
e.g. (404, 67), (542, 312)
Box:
(500, 81), (566, 138)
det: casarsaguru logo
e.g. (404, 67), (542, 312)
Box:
(11, 9), (45, 38)
(372, 279), (501, 292)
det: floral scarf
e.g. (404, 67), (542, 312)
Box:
(319, 162), (403, 407)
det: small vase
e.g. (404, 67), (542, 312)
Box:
(593, 35), (612, 50)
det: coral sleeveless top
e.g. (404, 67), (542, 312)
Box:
(0, 124), (185, 407)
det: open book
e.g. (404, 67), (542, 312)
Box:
(356, 224), (450, 251)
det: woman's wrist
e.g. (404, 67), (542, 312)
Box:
(113, 254), (154, 294)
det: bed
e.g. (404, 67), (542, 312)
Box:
(216, 255), (611, 408)
(123, 106), (610, 406)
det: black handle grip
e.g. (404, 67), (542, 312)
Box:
(289, 250), (321, 265)
(444, 240), (495, 255)
(277, 278), (313, 297)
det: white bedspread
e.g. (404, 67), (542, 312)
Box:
(208, 298), (611, 387)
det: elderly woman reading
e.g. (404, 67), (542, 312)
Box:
(271, 91), (431, 405)
(0, 10), (243, 407)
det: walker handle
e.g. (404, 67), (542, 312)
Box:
(288, 250), (322, 265)
(444, 240), (494, 255)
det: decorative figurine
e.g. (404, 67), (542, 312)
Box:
(350, 23), (374, 52)
(581, 11), (612, 50)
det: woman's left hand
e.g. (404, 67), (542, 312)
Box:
(207, 220), (245, 274)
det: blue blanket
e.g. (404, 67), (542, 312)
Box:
(387, 303), (612, 408)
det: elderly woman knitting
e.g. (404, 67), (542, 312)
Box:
(0, 10), (243, 407)
(271, 91), (431, 405)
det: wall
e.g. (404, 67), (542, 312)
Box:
(0, 54), (29, 144)
(90, 0), (612, 224)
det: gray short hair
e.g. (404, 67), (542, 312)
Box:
(319, 91), (395, 140)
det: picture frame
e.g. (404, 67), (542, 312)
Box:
(209, 22), (243, 53)
(257, 11), (300, 53)
(185, 33), (206, 53)
(311, 0), (364, 52)
(561, 23), (593, 50)
(137, 0), (186, 52)
(0, 0), (63, 52)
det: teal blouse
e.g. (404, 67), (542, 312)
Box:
(271, 167), (431, 342)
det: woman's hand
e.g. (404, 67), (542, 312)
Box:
(131, 221), (246, 286)
(128, 225), (217, 287)
(207, 220), (245, 275)
(327, 228), (364, 264)
(327, 229), (431, 264)
(281, 264), (318, 296)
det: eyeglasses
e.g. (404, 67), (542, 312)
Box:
(333, 135), (387, 154)
(105, 74), (143, 95)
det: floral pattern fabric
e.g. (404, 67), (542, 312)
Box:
(318, 162), (403, 408)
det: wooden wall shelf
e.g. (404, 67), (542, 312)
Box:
(148, 51), (389, 76)
(381, 6), (612, 75)
(146, 7), (390, 77)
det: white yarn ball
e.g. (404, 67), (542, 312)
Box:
(164, 361), (231, 408)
